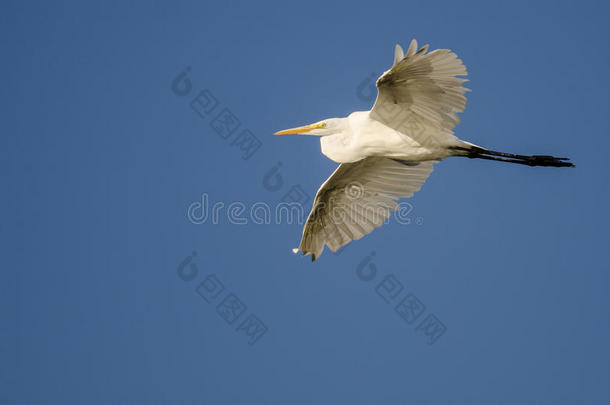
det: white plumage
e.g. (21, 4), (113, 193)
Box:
(275, 39), (573, 261)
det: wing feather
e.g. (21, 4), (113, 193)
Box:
(296, 157), (436, 260)
(370, 39), (469, 147)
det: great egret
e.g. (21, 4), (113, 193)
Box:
(275, 39), (573, 261)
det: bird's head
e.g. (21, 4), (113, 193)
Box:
(274, 118), (345, 136)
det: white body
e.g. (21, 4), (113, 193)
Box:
(320, 111), (464, 163)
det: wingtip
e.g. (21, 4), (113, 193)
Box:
(405, 39), (418, 58)
(393, 44), (404, 66)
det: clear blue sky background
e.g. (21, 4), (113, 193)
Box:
(2, 1), (609, 404)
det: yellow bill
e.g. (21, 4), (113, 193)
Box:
(274, 122), (325, 135)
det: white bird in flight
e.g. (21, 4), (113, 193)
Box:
(275, 39), (573, 261)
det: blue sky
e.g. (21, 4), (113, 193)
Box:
(1, 0), (609, 404)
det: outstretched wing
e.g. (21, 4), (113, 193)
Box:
(371, 39), (469, 145)
(295, 157), (437, 260)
